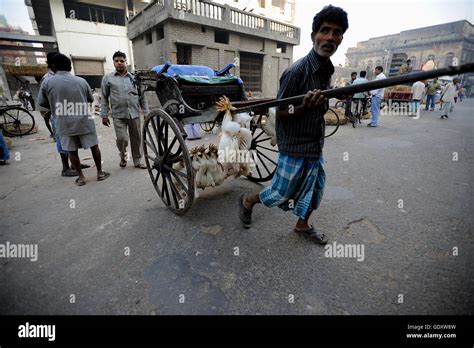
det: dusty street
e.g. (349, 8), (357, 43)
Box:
(0, 99), (473, 315)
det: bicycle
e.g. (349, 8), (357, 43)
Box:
(14, 80), (35, 111)
(0, 102), (36, 137)
(350, 98), (366, 127)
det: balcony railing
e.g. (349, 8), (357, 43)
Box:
(128, 0), (299, 44)
(174, 0), (223, 20)
(230, 9), (265, 30)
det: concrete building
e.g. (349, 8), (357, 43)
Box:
(23, 0), (152, 88)
(127, 0), (300, 97)
(345, 20), (474, 83)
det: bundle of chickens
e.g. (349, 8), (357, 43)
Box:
(188, 96), (254, 190)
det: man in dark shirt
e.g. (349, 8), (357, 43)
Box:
(239, 5), (348, 244)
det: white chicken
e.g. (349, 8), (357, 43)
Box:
(208, 144), (226, 186)
(262, 107), (277, 146)
(216, 96), (254, 178)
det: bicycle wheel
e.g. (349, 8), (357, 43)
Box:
(1, 106), (35, 136)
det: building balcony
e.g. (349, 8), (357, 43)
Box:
(128, 0), (300, 45)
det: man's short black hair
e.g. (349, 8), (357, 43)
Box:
(406, 59), (411, 63)
(52, 53), (72, 72)
(46, 51), (58, 69)
(312, 5), (348, 35)
(375, 66), (384, 72)
(359, 70), (367, 78)
(113, 51), (126, 60)
(351, 72), (357, 76)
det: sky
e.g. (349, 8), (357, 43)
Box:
(0, 0), (34, 34)
(1, 0), (473, 66)
(294, 0), (474, 66)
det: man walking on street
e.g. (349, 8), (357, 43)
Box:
(440, 78), (458, 119)
(368, 66), (386, 127)
(239, 5), (349, 245)
(101, 51), (149, 169)
(411, 80), (426, 116)
(425, 78), (441, 111)
(38, 54), (110, 186)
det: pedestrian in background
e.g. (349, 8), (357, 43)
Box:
(424, 78), (440, 111)
(368, 66), (386, 127)
(454, 80), (463, 103)
(440, 78), (458, 119)
(38, 53), (55, 138)
(344, 71), (357, 119)
(101, 51), (149, 169)
(351, 70), (369, 115)
(399, 59), (412, 75)
(411, 80), (426, 116)
(38, 54), (110, 186)
(37, 51), (90, 177)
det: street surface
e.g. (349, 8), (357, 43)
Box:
(0, 99), (473, 314)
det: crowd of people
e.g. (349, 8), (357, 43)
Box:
(342, 71), (464, 126)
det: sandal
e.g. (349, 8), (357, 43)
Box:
(75, 177), (86, 186)
(294, 226), (328, 245)
(62, 169), (78, 177)
(239, 194), (252, 229)
(119, 159), (127, 168)
(97, 171), (111, 181)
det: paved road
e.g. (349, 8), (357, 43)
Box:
(1, 99), (472, 315)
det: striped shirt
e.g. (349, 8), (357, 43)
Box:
(276, 49), (334, 157)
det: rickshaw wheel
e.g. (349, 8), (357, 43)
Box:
(246, 114), (278, 183)
(324, 108), (340, 138)
(142, 109), (194, 215)
(200, 121), (216, 132)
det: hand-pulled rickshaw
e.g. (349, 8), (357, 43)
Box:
(135, 61), (473, 215)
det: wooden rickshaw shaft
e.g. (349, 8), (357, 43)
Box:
(232, 63), (474, 114)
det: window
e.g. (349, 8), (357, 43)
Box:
(259, 0), (265, 7)
(276, 42), (286, 54)
(444, 52), (454, 67)
(215, 29), (229, 44)
(201, 26), (206, 33)
(145, 32), (152, 45)
(73, 58), (104, 89)
(156, 26), (164, 40)
(272, 0), (284, 13)
(177, 44), (192, 65)
(240, 52), (263, 92)
(63, 0), (125, 26)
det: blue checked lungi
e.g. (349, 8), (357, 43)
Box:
(259, 153), (325, 220)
